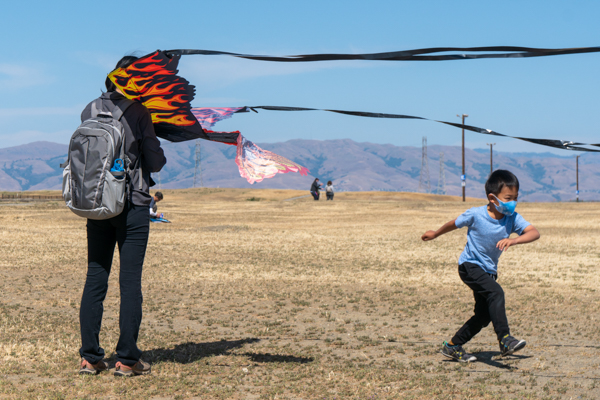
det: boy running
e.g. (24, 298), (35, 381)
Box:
(421, 170), (540, 362)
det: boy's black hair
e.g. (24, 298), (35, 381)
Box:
(105, 55), (139, 92)
(155, 192), (164, 200)
(485, 170), (519, 196)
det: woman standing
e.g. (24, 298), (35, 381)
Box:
(325, 181), (334, 201)
(310, 178), (321, 200)
(78, 55), (166, 377)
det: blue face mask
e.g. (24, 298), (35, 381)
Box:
(492, 195), (517, 216)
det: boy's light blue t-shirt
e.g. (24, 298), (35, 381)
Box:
(455, 205), (530, 274)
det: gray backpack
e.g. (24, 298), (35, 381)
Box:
(62, 98), (136, 220)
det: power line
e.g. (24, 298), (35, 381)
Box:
(418, 136), (430, 193)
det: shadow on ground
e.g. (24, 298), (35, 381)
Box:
(144, 338), (313, 364)
(474, 351), (532, 369)
(241, 352), (313, 364)
(442, 351), (531, 370)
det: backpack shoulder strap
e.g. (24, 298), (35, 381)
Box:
(111, 99), (143, 195)
(91, 97), (133, 120)
(112, 99), (134, 121)
(90, 98), (104, 118)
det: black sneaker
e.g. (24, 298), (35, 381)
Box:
(499, 335), (526, 356)
(441, 341), (477, 363)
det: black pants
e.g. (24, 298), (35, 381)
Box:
(326, 192), (333, 200)
(451, 262), (510, 345)
(311, 191), (320, 200)
(80, 202), (150, 366)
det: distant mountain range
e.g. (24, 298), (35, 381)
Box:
(1, 140), (598, 202)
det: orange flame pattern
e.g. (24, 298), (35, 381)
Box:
(108, 51), (199, 127)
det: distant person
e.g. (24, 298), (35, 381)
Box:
(310, 178), (322, 200)
(325, 181), (334, 201)
(149, 192), (163, 219)
(421, 170), (540, 363)
(79, 55), (166, 377)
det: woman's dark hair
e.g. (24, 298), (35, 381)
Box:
(327, 181), (332, 185)
(485, 170), (519, 196)
(105, 55), (139, 92)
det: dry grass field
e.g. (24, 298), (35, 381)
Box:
(1, 188), (599, 399)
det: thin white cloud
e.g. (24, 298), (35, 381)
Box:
(178, 57), (377, 90)
(73, 50), (149, 71)
(0, 105), (83, 119)
(0, 130), (71, 148)
(0, 63), (54, 91)
(193, 97), (247, 105)
(73, 51), (119, 70)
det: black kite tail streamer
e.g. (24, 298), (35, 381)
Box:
(165, 46), (600, 62)
(242, 106), (600, 152)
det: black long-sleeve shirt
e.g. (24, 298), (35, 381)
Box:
(310, 180), (321, 193)
(81, 92), (166, 206)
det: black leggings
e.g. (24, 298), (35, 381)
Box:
(79, 202), (150, 366)
(451, 262), (510, 345)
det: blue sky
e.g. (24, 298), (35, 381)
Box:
(0, 0), (598, 155)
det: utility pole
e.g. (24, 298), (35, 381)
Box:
(486, 143), (496, 175)
(193, 140), (203, 188)
(457, 114), (468, 202)
(157, 172), (162, 189)
(418, 136), (430, 193)
(438, 152), (446, 195)
(575, 155), (580, 202)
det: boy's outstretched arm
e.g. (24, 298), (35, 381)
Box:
(496, 224), (540, 251)
(421, 219), (458, 241)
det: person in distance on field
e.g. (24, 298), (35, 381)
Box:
(310, 178), (322, 200)
(149, 191), (163, 219)
(421, 170), (540, 363)
(325, 181), (334, 201)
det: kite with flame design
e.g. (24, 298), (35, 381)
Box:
(108, 51), (309, 182)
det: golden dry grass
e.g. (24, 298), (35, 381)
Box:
(1, 188), (599, 399)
